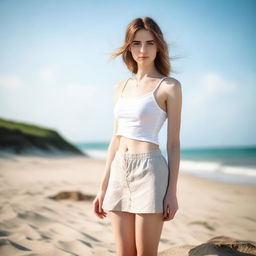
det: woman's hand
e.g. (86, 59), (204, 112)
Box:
(163, 192), (178, 221)
(92, 190), (107, 219)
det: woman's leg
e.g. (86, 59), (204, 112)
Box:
(109, 211), (137, 256)
(135, 213), (164, 256)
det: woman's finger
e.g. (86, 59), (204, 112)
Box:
(98, 203), (102, 213)
(93, 201), (98, 215)
(163, 209), (169, 220)
(164, 207), (169, 218)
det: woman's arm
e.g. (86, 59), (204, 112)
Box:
(165, 78), (182, 196)
(99, 121), (120, 192)
(98, 79), (125, 193)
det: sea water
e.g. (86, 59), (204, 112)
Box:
(76, 142), (256, 186)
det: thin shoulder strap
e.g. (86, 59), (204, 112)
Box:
(120, 78), (131, 96)
(152, 76), (168, 93)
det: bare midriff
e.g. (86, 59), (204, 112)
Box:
(116, 136), (159, 154)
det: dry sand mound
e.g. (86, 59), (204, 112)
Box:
(48, 191), (95, 201)
(159, 235), (256, 256)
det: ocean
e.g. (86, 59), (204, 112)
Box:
(75, 142), (256, 186)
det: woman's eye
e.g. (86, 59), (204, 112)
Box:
(131, 42), (154, 46)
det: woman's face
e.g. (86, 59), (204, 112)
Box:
(129, 29), (158, 65)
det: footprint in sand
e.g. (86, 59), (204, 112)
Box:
(188, 220), (215, 231)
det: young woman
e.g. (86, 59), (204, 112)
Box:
(93, 16), (182, 256)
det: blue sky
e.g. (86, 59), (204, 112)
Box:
(0, 0), (255, 148)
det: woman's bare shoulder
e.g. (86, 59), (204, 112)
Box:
(113, 78), (129, 102)
(163, 76), (182, 93)
(114, 78), (130, 95)
(114, 78), (127, 90)
(164, 76), (181, 86)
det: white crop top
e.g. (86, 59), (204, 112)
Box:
(114, 77), (168, 145)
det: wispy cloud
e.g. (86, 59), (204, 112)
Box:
(191, 72), (236, 108)
(0, 70), (114, 141)
(38, 67), (58, 85)
(182, 71), (255, 147)
(0, 75), (23, 89)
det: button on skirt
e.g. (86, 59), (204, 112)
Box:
(102, 149), (169, 214)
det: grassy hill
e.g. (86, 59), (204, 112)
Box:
(0, 118), (86, 156)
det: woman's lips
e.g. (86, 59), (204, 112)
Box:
(138, 56), (148, 59)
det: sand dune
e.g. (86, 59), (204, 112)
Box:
(0, 153), (256, 255)
(159, 236), (256, 255)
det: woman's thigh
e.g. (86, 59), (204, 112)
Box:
(109, 210), (137, 256)
(135, 213), (164, 256)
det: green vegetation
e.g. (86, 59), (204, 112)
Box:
(0, 117), (85, 156)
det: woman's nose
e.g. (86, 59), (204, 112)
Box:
(139, 43), (146, 53)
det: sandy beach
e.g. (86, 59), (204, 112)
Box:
(0, 153), (255, 255)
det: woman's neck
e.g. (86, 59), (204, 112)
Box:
(135, 64), (160, 81)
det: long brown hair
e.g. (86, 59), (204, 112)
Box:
(110, 17), (173, 76)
